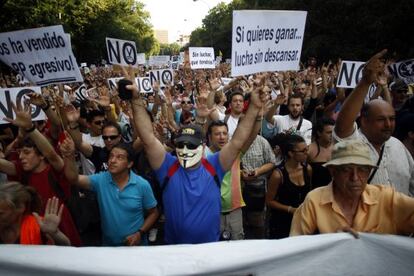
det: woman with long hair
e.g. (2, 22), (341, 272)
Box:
(0, 181), (70, 245)
(266, 134), (312, 239)
(308, 117), (335, 188)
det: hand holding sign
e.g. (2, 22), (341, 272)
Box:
(121, 66), (140, 101)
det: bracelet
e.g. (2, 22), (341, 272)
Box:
(256, 116), (263, 122)
(25, 124), (36, 133)
(41, 101), (50, 111)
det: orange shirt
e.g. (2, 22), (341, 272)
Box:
(290, 184), (414, 236)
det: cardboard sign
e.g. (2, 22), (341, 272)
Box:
(231, 10), (307, 76)
(137, 53), (146, 65)
(189, 47), (215, 69)
(149, 69), (174, 88)
(336, 61), (366, 88)
(149, 55), (170, 67)
(388, 58), (414, 84)
(0, 25), (83, 86)
(0, 87), (46, 124)
(137, 77), (153, 93)
(106, 37), (138, 67)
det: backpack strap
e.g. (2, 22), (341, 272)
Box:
(201, 158), (220, 188)
(224, 114), (230, 124)
(161, 158), (221, 194)
(161, 160), (180, 193)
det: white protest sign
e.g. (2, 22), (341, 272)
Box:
(0, 25), (83, 86)
(80, 62), (87, 67)
(137, 53), (146, 65)
(0, 87), (46, 124)
(388, 58), (414, 84)
(137, 77), (153, 93)
(221, 78), (233, 85)
(189, 47), (215, 69)
(336, 61), (366, 88)
(74, 84), (88, 103)
(149, 69), (174, 88)
(107, 77), (124, 92)
(149, 55), (170, 67)
(231, 10), (307, 77)
(106, 37), (138, 67)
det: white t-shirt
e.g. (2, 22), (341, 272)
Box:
(218, 113), (241, 140)
(268, 115), (313, 145)
(80, 133), (104, 175)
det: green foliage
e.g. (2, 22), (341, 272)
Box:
(0, 0), (158, 64)
(189, 0), (414, 63)
(159, 43), (181, 56)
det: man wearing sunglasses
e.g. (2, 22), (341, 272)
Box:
(128, 72), (269, 244)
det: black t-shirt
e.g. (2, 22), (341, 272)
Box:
(90, 146), (109, 173)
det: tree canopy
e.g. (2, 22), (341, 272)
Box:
(189, 0), (414, 63)
(0, 0), (158, 64)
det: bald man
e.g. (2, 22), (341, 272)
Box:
(334, 50), (414, 196)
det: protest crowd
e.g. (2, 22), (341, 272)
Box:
(0, 24), (414, 248)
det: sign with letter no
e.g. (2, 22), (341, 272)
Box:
(149, 69), (174, 88)
(336, 61), (366, 88)
(137, 77), (153, 93)
(0, 87), (46, 124)
(106, 37), (138, 67)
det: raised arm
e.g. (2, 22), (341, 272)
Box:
(4, 100), (64, 172)
(64, 104), (93, 157)
(335, 49), (387, 138)
(123, 67), (166, 170)
(33, 197), (71, 246)
(219, 81), (269, 171)
(59, 133), (91, 190)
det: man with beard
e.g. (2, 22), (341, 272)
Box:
(265, 93), (313, 145)
(334, 50), (414, 196)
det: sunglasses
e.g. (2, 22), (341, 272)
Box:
(102, 135), (119, 141)
(175, 141), (200, 150)
(181, 101), (191, 104)
(93, 120), (105, 126)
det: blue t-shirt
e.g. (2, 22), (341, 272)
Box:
(89, 171), (157, 246)
(155, 152), (225, 244)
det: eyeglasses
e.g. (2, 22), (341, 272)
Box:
(175, 141), (200, 150)
(93, 120), (105, 126)
(102, 135), (119, 141)
(181, 101), (191, 104)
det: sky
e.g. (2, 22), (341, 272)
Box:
(140, 0), (232, 43)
